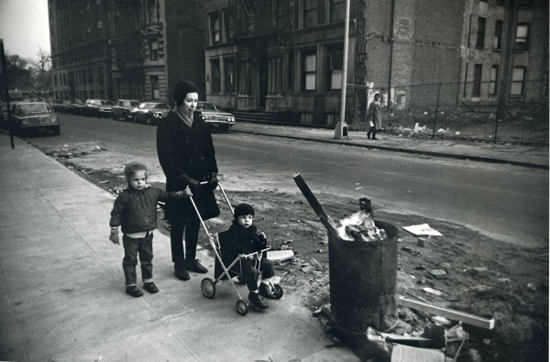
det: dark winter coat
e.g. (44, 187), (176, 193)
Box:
(156, 110), (219, 221)
(109, 186), (186, 234)
(219, 222), (267, 264)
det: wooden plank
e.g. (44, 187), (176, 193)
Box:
(398, 297), (495, 330)
(391, 344), (448, 362)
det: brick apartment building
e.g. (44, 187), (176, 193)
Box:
(48, 0), (205, 105)
(203, 0), (548, 126)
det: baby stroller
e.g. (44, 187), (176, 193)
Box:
(189, 183), (283, 316)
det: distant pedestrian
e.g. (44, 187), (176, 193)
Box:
(157, 80), (220, 281)
(219, 203), (278, 310)
(367, 93), (383, 140)
(109, 162), (192, 297)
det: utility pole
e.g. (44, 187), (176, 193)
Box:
(0, 39), (14, 149)
(334, 0), (351, 139)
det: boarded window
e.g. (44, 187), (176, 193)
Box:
(489, 65), (498, 95)
(472, 64), (482, 97)
(510, 67), (526, 95)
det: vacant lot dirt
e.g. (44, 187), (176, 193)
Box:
(30, 141), (549, 362)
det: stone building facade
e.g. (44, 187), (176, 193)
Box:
(49, 0), (205, 104)
(203, 0), (548, 126)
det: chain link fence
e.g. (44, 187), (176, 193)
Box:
(350, 80), (548, 145)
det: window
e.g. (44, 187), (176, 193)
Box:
(150, 76), (159, 99)
(510, 67), (526, 96)
(97, 20), (102, 29)
(210, 13), (220, 44)
(54, 74), (58, 86)
(490, 65), (499, 95)
(476, 17), (486, 49)
(149, 40), (158, 61)
(211, 59), (221, 94)
(302, 52), (316, 91)
(87, 25), (91, 33)
(224, 10), (234, 41)
(89, 69), (94, 84)
(472, 64), (482, 97)
(493, 20), (503, 50)
(304, 0), (317, 28)
(224, 58), (235, 93)
(98, 67), (104, 84)
(328, 47), (343, 90)
(515, 23), (530, 52)
(330, 0), (345, 23)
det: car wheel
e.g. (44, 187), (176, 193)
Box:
(220, 124), (230, 132)
(52, 126), (61, 135)
(146, 116), (152, 125)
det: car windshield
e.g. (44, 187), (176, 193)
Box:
(155, 104), (169, 109)
(143, 103), (157, 109)
(16, 103), (49, 114)
(101, 100), (114, 105)
(197, 103), (217, 111)
(130, 101), (140, 107)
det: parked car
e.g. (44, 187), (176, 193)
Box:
(195, 101), (235, 132)
(49, 99), (65, 113)
(66, 99), (86, 115)
(132, 102), (170, 125)
(3, 101), (60, 135)
(84, 99), (115, 117)
(112, 99), (140, 121)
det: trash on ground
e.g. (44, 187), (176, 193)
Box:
(398, 296), (495, 330)
(390, 343), (447, 362)
(266, 250), (295, 262)
(422, 287), (443, 296)
(403, 224), (443, 237)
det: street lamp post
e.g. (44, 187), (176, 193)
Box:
(334, 0), (351, 139)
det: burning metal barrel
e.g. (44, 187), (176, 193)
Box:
(294, 174), (398, 333)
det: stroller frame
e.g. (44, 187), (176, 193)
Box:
(189, 183), (282, 315)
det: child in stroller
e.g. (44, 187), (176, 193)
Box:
(218, 203), (279, 309)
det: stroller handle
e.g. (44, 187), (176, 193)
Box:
(241, 247), (271, 259)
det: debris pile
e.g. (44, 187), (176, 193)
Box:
(337, 210), (387, 242)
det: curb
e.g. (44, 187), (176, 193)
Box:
(231, 129), (549, 170)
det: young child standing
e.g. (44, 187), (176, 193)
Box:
(219, 203), (277, 309)
(109, 162), (192, 297)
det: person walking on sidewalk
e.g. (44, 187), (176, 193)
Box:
(109, 162), (192, 297)
(157, 81), (220, 281)
(367, 93), (383, 140)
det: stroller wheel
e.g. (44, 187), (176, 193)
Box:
(236, 300), (248, 315)
(274, 284), (284, 299)
(201, 278), (216, 299)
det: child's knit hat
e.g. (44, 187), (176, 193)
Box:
(234, 203), (255, 219)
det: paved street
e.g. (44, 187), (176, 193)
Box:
(21, 113), (549, 248)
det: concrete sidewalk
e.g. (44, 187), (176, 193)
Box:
(0, 133), (359, 361)
(232, 122), (549, 169)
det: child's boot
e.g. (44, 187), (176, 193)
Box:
(259, 283), (278, 299)
(248, 291), (268, 309)
(143, 282), (159, 294)
(126, 285), (143, 297)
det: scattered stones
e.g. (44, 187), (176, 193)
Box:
(440, 263), (451, 272)
(301, 263), (315, 274)
(415, 264), (426, 270)
(429, 269), (448, 280)
(469, 267), (489, 277)
(526, 282), (537, 292)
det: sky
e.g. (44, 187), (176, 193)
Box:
(0, 0), (51, 60)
